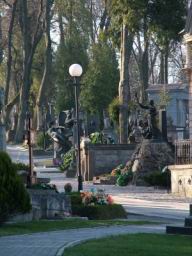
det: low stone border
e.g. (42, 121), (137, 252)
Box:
(56, 238), (94, 256)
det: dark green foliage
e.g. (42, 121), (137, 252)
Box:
(69, 192), (82, 205)
(116, 170), (133, 186)
(12, 162), (30, 172)
(36, 132), (51, 149)
(55, 35), (88, 112)
(143, 171), (171, 188)
(89, 132), (114, 145)
(60, 147), (75, 171)
(0, 152), (31, 224)
(111, 164), (124, 176)
(80, 42), (119, 114)
(110, 0), (186, 42)
(89, 132), (104, 144)
(108, 97), (120, 125)
(72, 204), (127, 220)
(64, 183), (72, 193)
(70, 191), (126, 220)
(149, 0), (186, 45)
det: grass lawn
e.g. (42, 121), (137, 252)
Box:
(0, 219), (155, 237)
(64, 233), (192, 256)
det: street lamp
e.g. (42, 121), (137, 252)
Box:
(69, 64), (83, 191)
(26, 110), (34, 187)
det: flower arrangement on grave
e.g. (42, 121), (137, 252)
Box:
(80, 189), (114, 206)
(110, 163), (133, 186)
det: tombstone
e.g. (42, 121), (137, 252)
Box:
(102, 109), (117, 143)
(58, 111), (67, 126)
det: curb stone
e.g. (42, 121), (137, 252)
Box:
(56, 239), (90, 256)
(55, 225), (165, 256)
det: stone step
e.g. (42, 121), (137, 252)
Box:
(166, 226), (192, 235)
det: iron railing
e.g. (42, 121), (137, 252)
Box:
(175, 140), (192, 165)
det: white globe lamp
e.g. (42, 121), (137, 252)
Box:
(69, 64), (83, 77)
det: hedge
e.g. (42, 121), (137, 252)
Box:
(0, 151), (31, 224)
(143, 171), (171, 188)
(72, 204), (127, 220)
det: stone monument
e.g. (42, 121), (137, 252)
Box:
(167, 204), (192, 235)
(126, 95), (174, 183)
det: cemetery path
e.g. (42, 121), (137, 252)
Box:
(7, 145), (52, 164)
(8, 144), (192, 221)
(0, 225), (165, 256)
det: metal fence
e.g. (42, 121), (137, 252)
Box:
(175, 140), (192, 165)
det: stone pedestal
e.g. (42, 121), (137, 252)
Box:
(0, 124), (6, 151)
(169, 164), (192, 197)
(131, 140), (174, 177)
(81, 143), (136, 181)
(166, 204), (192, 235)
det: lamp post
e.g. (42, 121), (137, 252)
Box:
(26, 110), (34, 187)
(69, 64), (83, 191)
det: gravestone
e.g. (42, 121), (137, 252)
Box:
(167, 204), (192, 235)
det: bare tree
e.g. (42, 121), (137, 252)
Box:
(15, 0), (44, 142)
(36, 0), (54, 130)
(119, 24), (133, 143)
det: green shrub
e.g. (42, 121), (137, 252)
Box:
(36, 132), (51, 149)
(111, 164), (124, 176)
(89, 132), (104, 144)
(12, 162), (29, 172)
(143, 171), (171, 188)
(0, 151), (31, 224)
(72, 204), (127, 220)
(70, 192), (82, 205)
(60, 147), (75, 171)
(108, 97), (120, 125)
(116, 170), (133, 186)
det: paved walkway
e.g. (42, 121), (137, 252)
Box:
(0, 225), (165, 256)
(33, 165), (192, 221)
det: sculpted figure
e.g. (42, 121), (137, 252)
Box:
(135, 93), (158, 139)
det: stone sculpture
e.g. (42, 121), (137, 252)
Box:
(135, 93), (159, 139)
(48, 109), (74, 165)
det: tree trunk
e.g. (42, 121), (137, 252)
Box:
(15, 0), (44, 142)
(4, 0), (18, 106)
(36, 0), (53, 130)
(140, 19), (149, 102)
(164, 42), (169, 84)
(119, 24), (133, 144)
(159, 51), (165, 84)
(58, 13), (64, 44)
(15, 58), (33, 142)
(0, 14), (3, 64)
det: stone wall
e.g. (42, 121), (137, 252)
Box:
(81, 144), (136, 181)
(28, 189), (71, 219)
(169, 164), (192, 197)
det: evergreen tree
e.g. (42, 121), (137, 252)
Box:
(80, 42), (119, 115)
(55, 32), (88, 112)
